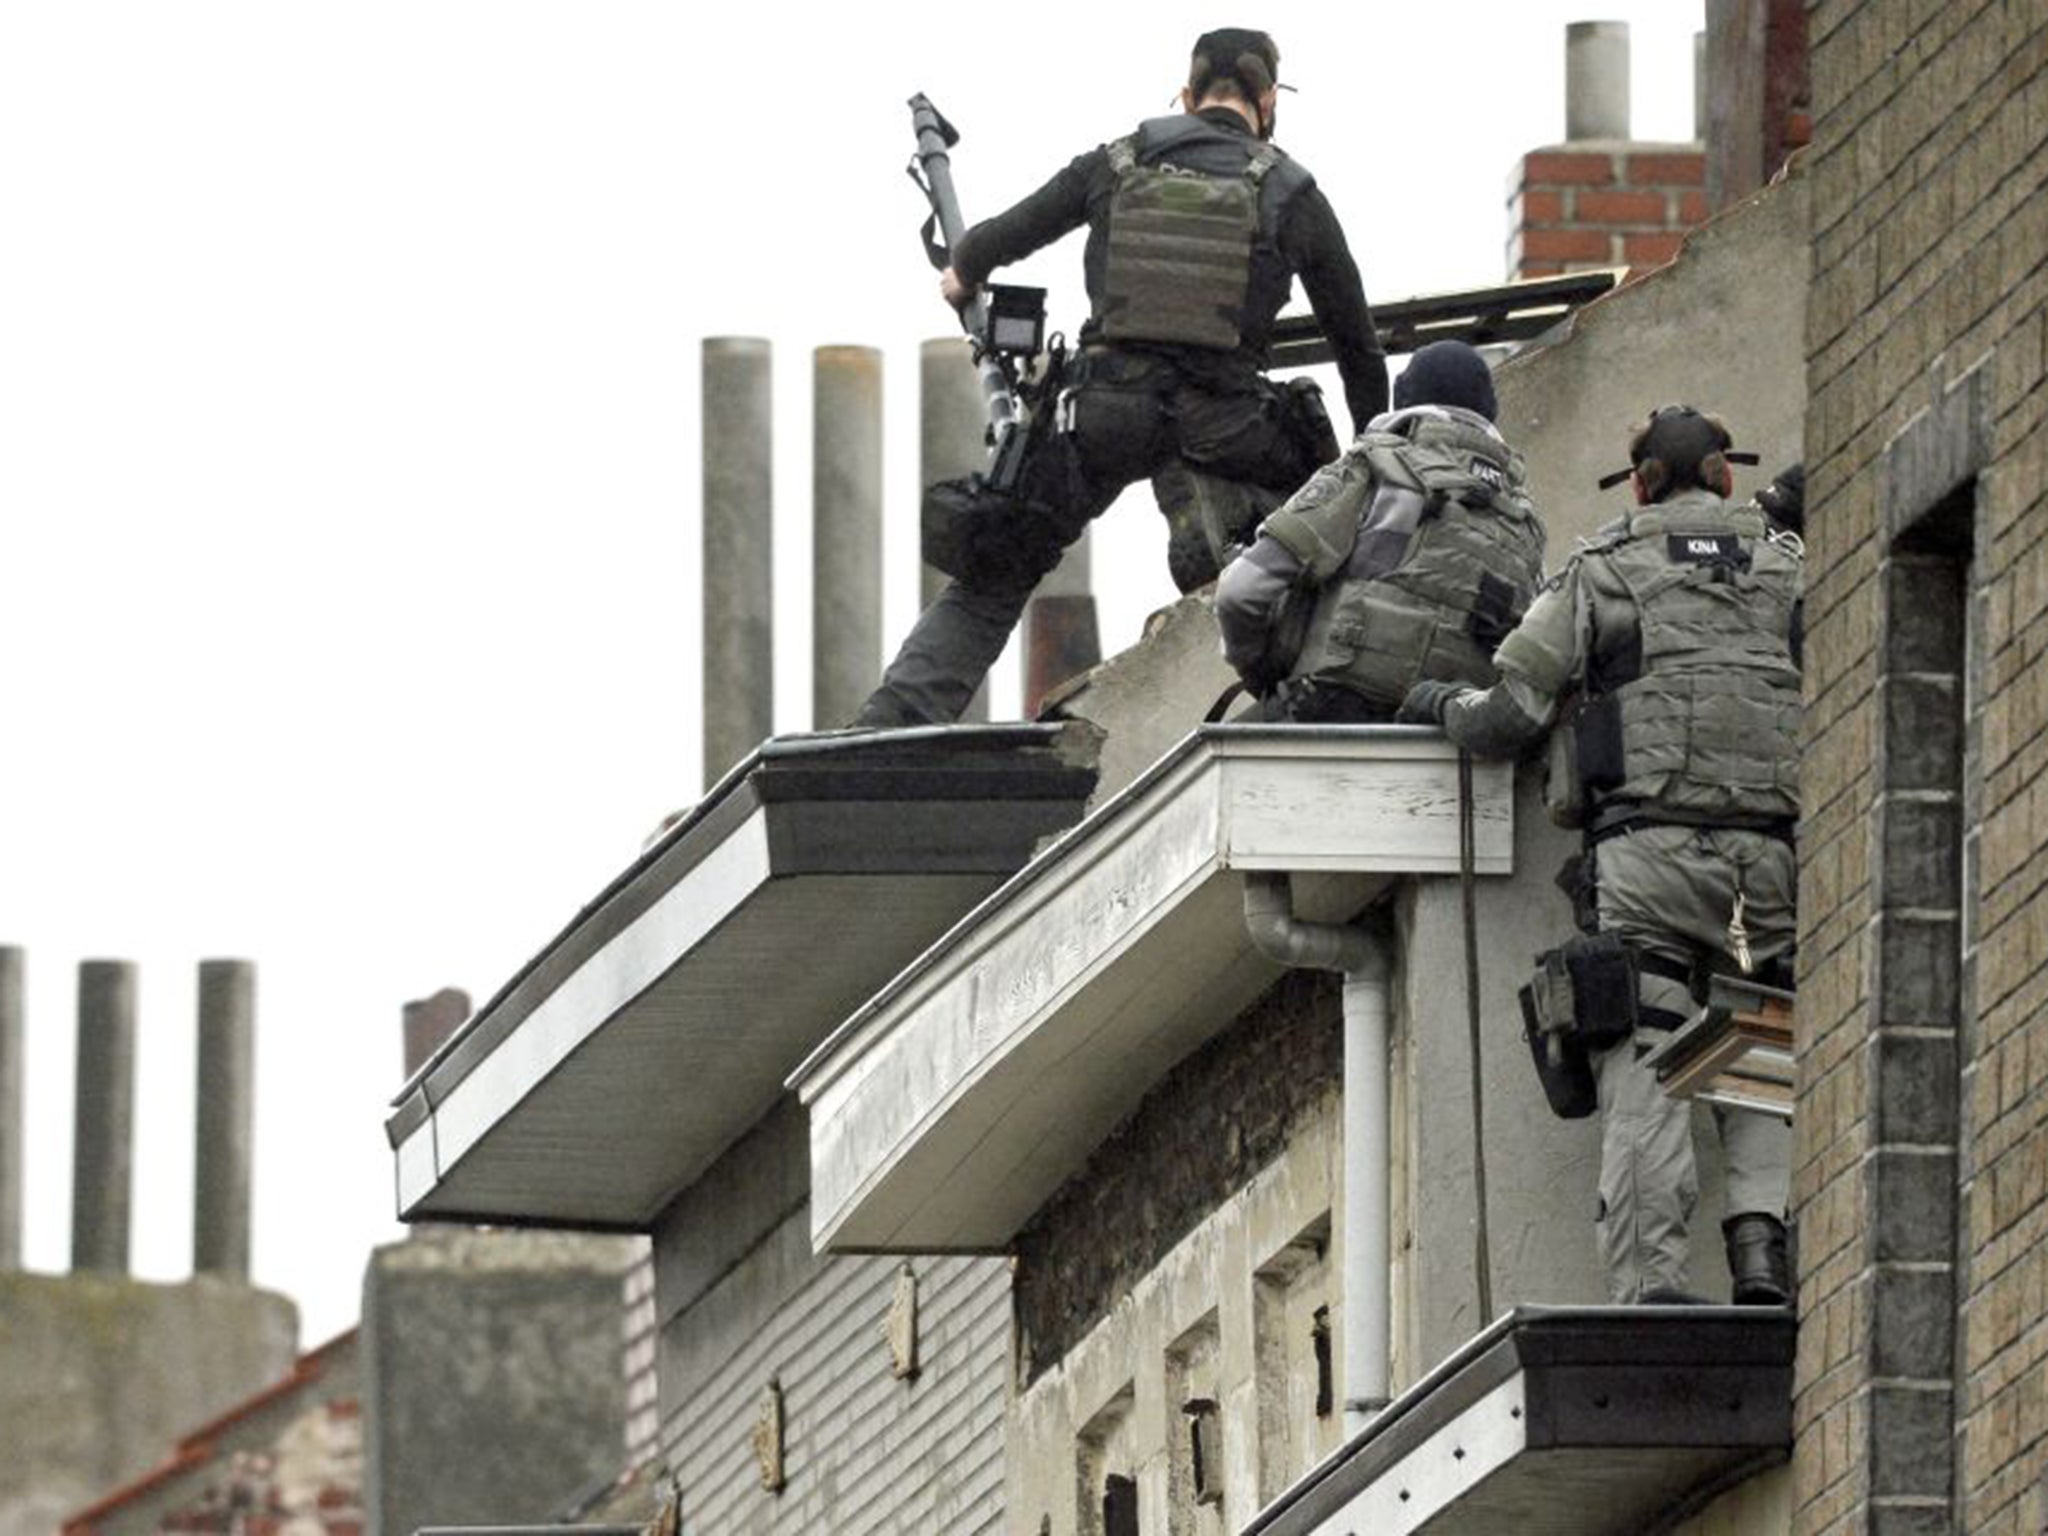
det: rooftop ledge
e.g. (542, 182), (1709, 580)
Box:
(1244, 1305), (1795, 1536)
(789, 724), (1513, 1254)
(384, 725), (1099, 1229)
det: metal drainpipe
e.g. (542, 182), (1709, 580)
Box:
(1242, 871), (1392, 1435)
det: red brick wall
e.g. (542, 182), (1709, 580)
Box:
(1506, 143), (1708, 280)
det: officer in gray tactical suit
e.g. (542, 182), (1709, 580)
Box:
(1214, 341), (1545, 720)
(1400, 406), (1801, 1306)
(854, 27), (1386, 728)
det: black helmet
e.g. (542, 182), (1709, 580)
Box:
(1599, 405), (1759, 498)
(1755, 462), (1806, 533)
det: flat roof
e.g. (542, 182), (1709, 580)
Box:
(386, 726), (1098, 1228)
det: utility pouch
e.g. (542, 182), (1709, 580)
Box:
(1526, 935), (1638, 1052)
(1563, 932), (1639, 1049)
(1545, 703), (1586, 828)
(1575, 692), (1627, 793)
(921, 474), (1069, 588)
(1553, 853), (1599, 935)
(1518, 980), (1597, 1119)
(1282, 377), (1340, 468)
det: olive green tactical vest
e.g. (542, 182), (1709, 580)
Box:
(1568, 497), (1803, 824)
(1261, 414), (1546, 710)
(1097, 120), (1289, 351)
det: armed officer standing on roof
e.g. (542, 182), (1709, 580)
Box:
(1399, 407), (1802, 1307)
(854, 27), (1388, 729)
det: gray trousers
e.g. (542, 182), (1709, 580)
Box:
(1589, 823), (1795, 1302)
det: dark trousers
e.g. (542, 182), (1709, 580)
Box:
(861, 352), (1321, 726)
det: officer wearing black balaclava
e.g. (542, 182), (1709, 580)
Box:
(854, 28), (1386, 728)
(1215, 340), (1546, 721)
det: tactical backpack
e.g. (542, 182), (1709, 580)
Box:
(1256, 413), (1546, 711)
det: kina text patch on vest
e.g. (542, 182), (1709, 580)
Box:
(1668, 532), (1746, 564)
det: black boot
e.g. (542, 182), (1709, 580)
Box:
(1723, 1214), (1791, 1306)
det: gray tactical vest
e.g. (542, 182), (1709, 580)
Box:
(1260, 413), (1545, 710)
(1096, 117), (1307, 351)
(1569, 499), (1803, 824)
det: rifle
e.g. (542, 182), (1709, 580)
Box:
(906, 94), (1057, 493)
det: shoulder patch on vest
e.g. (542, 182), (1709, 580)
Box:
(1467, 457), (1507, 492)
(1667, 532), (1748, 566)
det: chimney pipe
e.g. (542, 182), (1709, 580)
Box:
(1694, 30), (1709, 141)
(193, 959), (255, 1281)
(1022, 535), (1100, 717)
(702, 337), (775, 787)
(71, 959), (137, 1274)
(1565, 21), (1631, 141)
(402, 987), (471, 1080)
(0, 947), (22, 1272)
(919, 338), (991, 721)
(812, 346), (885, 729)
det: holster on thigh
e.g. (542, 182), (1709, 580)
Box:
(1518, 934), (1642, 1119)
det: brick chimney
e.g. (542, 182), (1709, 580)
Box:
(1506, 21), (1708, 283)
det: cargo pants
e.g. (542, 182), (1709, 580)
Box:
(1589, 823), (1796, 1302)
(858, 352), (1321, 727)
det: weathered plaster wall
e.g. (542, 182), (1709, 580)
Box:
(0, 1272), (298, 1536)
(1395, 167), (1814, 1371)
(1007, 1086), (1343, 1536)
(360, 1229), (640, 1536)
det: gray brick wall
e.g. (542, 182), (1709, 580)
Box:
(1796, 4), (2048, 1532)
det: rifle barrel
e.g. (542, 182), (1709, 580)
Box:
(908, 94), (1016, 438)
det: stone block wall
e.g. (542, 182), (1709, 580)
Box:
(1012, 968), (1341, 1386)
(1794, 2), (2048, 1532)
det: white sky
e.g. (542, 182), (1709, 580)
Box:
(0, 2), (1702, 1344)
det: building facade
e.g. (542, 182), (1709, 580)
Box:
(1793, 2), (2048, 1532)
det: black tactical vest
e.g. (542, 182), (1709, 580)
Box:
(1093, 116), (1310, 352)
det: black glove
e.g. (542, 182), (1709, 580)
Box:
(1396, 679), (1466, 725)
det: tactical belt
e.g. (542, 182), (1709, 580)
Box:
(1632, 950), (1697, 989)
(1584, 802), (1798, 847)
